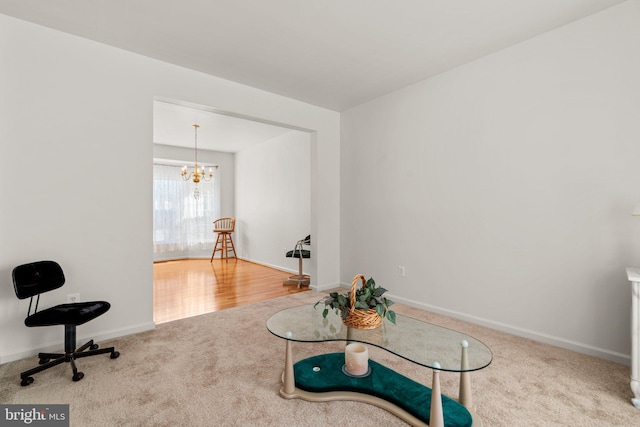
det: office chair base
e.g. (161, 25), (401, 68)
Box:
(19, 339), (119, 386)
(283, 274), (310, 288)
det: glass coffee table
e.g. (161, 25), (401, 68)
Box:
(267, 304), (492, 427)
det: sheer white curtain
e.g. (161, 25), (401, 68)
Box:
(153, 163), (220, 261)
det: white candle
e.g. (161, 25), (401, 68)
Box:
(345, 343), (369, 376)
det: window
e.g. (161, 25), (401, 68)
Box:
(153, 163), (219, 261)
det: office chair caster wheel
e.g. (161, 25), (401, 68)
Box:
(90, 344), (99, 350)
(39, 358), (50, 364)
(110, 351), (120, 359)
(21, 377), (34, 386)
(72, 372), (84, 382)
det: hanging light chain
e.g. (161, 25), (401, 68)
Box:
(181, 123), (215, 199)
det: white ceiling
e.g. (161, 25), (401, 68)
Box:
(0, 0), (626, 150)
(153, 100), (297, 153)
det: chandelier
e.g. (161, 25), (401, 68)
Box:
(181, 123), (214, 199)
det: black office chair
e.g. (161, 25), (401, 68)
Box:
(12, 260), (119, 386)
(283, 235), (310, 288)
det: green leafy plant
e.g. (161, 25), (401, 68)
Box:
(314, 277), (396, 324)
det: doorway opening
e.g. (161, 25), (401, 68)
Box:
(152, 98), (313, 323)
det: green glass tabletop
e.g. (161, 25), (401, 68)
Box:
(266, 304), (492, 372)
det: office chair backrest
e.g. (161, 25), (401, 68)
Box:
(13, 261), (65, 300)
(291, 235), (311, 257)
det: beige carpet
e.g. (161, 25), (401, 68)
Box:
(1, 290), (638, 426)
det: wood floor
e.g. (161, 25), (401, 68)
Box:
(153, 258), (309, 324)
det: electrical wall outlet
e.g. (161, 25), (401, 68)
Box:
(398, 265), (406, 277)
(67, 293), (80, 303)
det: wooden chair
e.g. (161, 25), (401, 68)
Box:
(210, 218), (237, 262)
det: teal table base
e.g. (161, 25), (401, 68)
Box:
(283, 353), (477, 427)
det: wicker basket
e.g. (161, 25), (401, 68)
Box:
(342, 274), (383, 330)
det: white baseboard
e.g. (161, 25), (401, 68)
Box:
(238, 257), (305, 276)
(91, 322), (156, 346)
(388, 293), (630, 366)
(0, 322), (155, 365)
(329, 281), (630, 366)
(313, 282), (341, 292)
(223, 257), (341, 291)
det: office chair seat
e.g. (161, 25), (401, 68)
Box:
(285, 249), (310, 259)
(25, 301), (111, 327)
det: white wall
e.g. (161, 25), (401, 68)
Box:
(235, 131), (311, 272)
(341, 1), (640, 363)
(0, 14), (340, 363)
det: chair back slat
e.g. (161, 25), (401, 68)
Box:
(12, 261), (65, 300)
(213, 217), (235, 232)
